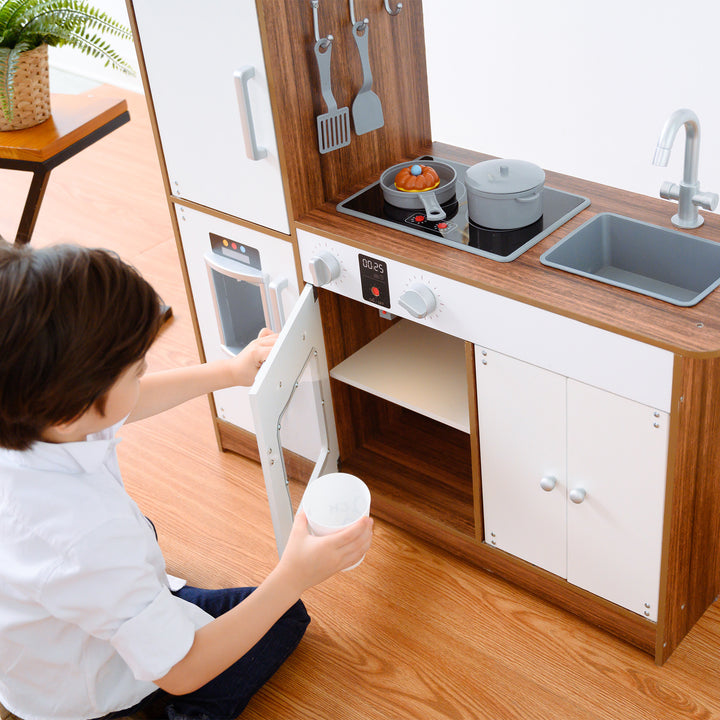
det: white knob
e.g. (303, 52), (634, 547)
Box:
(694, 191), (719, 212)
(398, 282), (437, 318)
(308, 251), (341, 286)
(569, 487), (587, 504)
(540, 476), (557, 492)
(660, 181), (680, 201)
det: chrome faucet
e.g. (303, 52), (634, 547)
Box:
(652, 108), (718, 229)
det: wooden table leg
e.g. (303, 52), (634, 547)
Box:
(14, 167), (51, 246)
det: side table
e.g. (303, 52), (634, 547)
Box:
(0, 93), (129, 245)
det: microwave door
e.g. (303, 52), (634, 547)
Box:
(205, 251), (283, 356)
(249, 285), (339, 556)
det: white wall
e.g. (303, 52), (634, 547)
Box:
(423, 0), (720, 207)
(49, 0), (142, 93)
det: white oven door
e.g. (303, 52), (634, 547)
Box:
(249, 284), (339, 556)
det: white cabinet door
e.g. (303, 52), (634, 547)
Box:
(477, 348), (669, 619)
(250, 285), (339, 556)
(132, 0), (289, 234)
(566, 381), (669, 621)
(476, 349), (567, 577)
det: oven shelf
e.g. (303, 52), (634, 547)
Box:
(329, 319), (470, 432)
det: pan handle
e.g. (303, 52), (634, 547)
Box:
(515, 191), (542, 203)
(420, 191), (446, 222)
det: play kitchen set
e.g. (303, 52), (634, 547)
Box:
(128, 0), (720, 665)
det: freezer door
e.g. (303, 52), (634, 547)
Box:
(249, 284), (339, 556)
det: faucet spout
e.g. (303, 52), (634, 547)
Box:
(652, 108), (700, 184)
(652, 108), (716, 229)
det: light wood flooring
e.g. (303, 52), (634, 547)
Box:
(2, 86), (720, 720)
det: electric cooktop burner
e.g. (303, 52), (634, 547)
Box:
(337, 156), (591, 262)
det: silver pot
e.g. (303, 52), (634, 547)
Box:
(380, 161), (457, 222)
(465, 159), (545, 229)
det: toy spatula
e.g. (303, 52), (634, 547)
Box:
(351, 21), (384, 135)
(314, 39), (351, 154)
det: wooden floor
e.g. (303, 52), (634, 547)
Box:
(3, 86), (720, 720)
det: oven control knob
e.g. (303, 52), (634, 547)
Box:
(308, 251), (341, 286)
(398, 282), (437, 318)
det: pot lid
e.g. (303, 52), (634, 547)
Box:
(465, 159), (545, 195)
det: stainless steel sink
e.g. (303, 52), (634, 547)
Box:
(539, 212), (720, 306)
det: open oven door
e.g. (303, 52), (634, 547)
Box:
(249, 284), (339, 557)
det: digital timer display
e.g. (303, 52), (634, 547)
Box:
(358, 254), (390, 308)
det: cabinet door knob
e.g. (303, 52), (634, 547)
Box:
(569, 487), (587, 504)
(540, 476), (557, 492)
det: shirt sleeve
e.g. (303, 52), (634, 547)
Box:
(38, 516), (212, 682)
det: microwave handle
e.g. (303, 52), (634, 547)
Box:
(268, 277), (288, 331)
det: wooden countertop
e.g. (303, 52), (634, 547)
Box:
(296, 141), (720, 358)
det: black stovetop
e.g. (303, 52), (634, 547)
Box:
(336, 156), (590, 262)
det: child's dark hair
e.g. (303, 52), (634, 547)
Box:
(0, 241), (163, 450)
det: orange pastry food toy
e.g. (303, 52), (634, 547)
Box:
(394, 164), (441, 192)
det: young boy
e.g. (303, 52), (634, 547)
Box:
(0, 242), (373, 720)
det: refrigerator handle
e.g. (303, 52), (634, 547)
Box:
(233, 66), (268, 161)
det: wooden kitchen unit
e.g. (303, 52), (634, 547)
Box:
(128, 0), (720, 664)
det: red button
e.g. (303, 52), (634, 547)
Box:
(437, 222), (448, 229)
(414, 215), (425, 222)
(372, 286), (380, 297)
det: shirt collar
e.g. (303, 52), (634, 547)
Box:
(3, 435), (121, 475)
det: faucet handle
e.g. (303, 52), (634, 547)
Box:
(693, 191), (719, 212)
(660, 181), (680, 201)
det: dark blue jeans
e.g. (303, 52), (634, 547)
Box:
(101, 585), (310, 720)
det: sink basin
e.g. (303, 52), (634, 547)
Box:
(540, 212), (720, 306)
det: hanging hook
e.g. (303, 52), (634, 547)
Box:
(349, 0), (368, 29)
(312, 0), (333, 48)
(383, 0), (402, 15)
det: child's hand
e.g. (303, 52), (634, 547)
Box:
(277, 510), (374, 594)
(229, 328), (278, 386)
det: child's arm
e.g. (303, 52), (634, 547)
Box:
(127, 328), (277, 423)
(153, 510), (374, 695)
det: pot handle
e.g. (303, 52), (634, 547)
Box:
(515, 191), (542, 203)
(420, 191), (446, 221)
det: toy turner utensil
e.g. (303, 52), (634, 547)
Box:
(351, 21), (384, 135)
(314, 39), (351, 154)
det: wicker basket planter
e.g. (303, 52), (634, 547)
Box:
(0, 44), (51, 131)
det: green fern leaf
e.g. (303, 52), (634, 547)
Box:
(0, 0), (135, 121)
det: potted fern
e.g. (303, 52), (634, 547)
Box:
(0, 0), (135, 130)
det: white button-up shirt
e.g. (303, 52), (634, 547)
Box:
(0, 421), (213, 720)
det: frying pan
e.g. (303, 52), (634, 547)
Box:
(380, 161), (457, 222)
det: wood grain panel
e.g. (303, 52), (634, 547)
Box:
(258, 0), (432, 219)
(658, 354), (720, 662)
